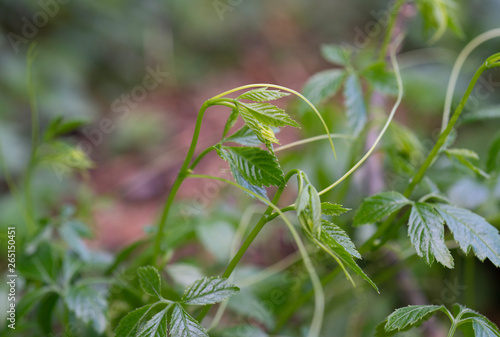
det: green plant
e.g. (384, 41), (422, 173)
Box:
(3, 1), (500, 337)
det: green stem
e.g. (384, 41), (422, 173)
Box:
(189, 146), (215, 170)
(196, 170), (298, 321)
(152, 99), (215, 265)
(188, 173), (324, 337)
(361, 62), (494, 253)
(378, 0), (406, 61)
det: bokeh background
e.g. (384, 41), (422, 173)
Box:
(1, 0), (500, 336)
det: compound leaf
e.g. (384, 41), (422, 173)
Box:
(170, 304), (208, 337)
(182, 277), (239, 305)
(216, 145), (284, 187)
(408, 202), (454, 268)
(354, 191), (412, 226)
(435, 204), (500, 267)
(344, 73), (367, 136)
(363, 61), (398, 95)
(137, 307), (168, 337)
(237, 87), (290, 102)
(138, 266), (162, 298)
(384, 305), (445, 332)
(115, 304), (154, 337)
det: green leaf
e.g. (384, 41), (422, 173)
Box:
(216, 145), (284, 187)
(37, 292), (59, 334)
(170, 304), (208, 337)
(115, 304), (154, 337)
(353, 191), (412, 226)
(445, 148), (489, 179)
(486, 132), (500, 173)
(40, 141), (93, 172)
(237, 87), (290, 102)
(344, 73), (367, 136)
(461, 106), (500, 124)
(416, 0), (464, 44)
(321, 220), (361, 259)
(296, 171), (322, 234)
(237, 102), (299, 128)
(137, 266), (163, 298)
(223, 125), (262, 146)
(222, 108), (240, 138)
(321, 202), (350, 216)
(435, 204), (500, 267)
(301, 69), (346, 109)
(232, 167), (269, 201)
(320, 44), (351, 66)
(408, 202), (454, 268)
(182, 277), (239, 305)
(362, 62), (398, 95)
(137, 307), (168, 337)
(44, 116), (87, 140)
(66, 284), (108, 333)
(236, 104), (279, 145)
(317, 224), (379, 292)
(59, 225), (90, 261)
(471, 317), (500, 337)
(384, 305), (445, 332)
(17, 287), (54, 318)
(219, 325), (269, 337)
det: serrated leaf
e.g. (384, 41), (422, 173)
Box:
(223, 125), (263, 146)
(445, 148), (489, 179)
(344, 73), (367, 136)
(321, 220), (361, 259)
(182, 277), (239, 305)
(115, 304), (154, 337)
(384, 305), (445, 332)
(408, 202), (454, 268)
(471, 317), (500, 337)
(317, 226), (379, 292)
(236, 104), (279, 145)
(354, 191), (412, 226)
(296, 171), (322, 234)
(222, 108), (239, 138)
(238, 102), (299, 128)
(170, 304), (208, 337)
(138, 266), (162, 298)
(137, 307), (168, 337)
(66, 284), (108, 333)
(232, 166), (269, 201)
(216, 145), (284, 187)
(301, 69), (346, 109)
(435, 204), (500, 267)
(321, 202), (350, 216)
(237, 87), (290, 102)
(363, 62), (398, 95)
(320, 44), (351, 66)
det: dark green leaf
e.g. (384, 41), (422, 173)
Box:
(170, 304), (208, 337)
(301, 69), (346, 109)
(237, 87), (290, 102)
(321, 220), (361, 259)
(37, 292), (59, 334)
(435, 204), (500, 267)
(137, 266), (163, 298)
(223, 125), (262, 146)
(182, 277), (239, 305)
(232, 167), (269, 201)
(321, 202), (350, 216)
(238, 102), (299, 128)
(17, 287), (53, 318)
(137, 307), (168, 337)
(408, 202), (453, 268)
(344, 73), (367, 135)
(115, 304), (154, 337)
(320, 44), (351, 66)
(216, 145), (284, 187)
(384, 305), (445, 332)
(66, 284), (108, 333)
(353, 191), (412, 226)
(363, 62), (398, 95)
(45, 116), (87, 140)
